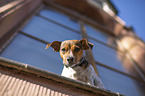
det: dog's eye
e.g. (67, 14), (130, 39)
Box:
(61, 48), (66, 52)
(74, 47), (80, 52)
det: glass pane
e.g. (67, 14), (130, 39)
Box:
(22, 16), (81, 43)
(90, 39), (126, 72)
(0, 34), (63, 74)
(85, 24), (116, 47)
(97, 66), (141, 96)
(39, 9), (80, 31)
(85, 24), (109, 43)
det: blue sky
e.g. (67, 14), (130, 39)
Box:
(111, 0), (145, 41)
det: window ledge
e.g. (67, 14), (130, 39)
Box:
(0, 57), (123, 96)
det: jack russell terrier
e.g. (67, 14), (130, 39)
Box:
(46, 39), (105, 89)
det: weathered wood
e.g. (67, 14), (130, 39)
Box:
(0, 57), (123, 96)
(0, 0), (41, 39)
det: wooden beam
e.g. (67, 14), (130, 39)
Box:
(0, 0), (42, 39)
(79, 21), (99, 76)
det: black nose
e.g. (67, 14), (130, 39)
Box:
(67, 57), (74, 63)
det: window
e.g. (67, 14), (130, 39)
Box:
(39, 8), (80, 31)
(1, 34), (63, 74)
(85, 24), (109, 44)
(22, 15), (80, 43)
(0, 8), (81, 74)
(90, 38), (126, 72)
(0, 6), (144, 96)
(84, 24), (143, 95)
(98, 66), (140, 96)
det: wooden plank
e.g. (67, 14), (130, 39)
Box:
(54, 91), (59, 96)
(0, 75), (12, 96)
(14, 79), (23, 96)
(25, 82), (33, 96)
(29, 83), (36, 96)
(0, 74), (9, 90)
(33, 84), (40, 96)
(58, 92), (62, 96)
(62, 94), (66, 96)
(0, 0), (25, 13)
(46, 89), (51, 96)
(0, 0), (41, 39)
(22, 81), (30, 96)
(30, 84), (36, 96)
(50, 90), (54, 96)
(42, 87), (47, 96)
(9, 77), (20, 95)
(17, 80), (27, 96)
(0, 0), (14, 7)
(3, 76), (16, 96)
(0, 57), (123, 96)
(38, 86), (43, 96)
(0, 74), (5, 87)
(0, 74), (71, 96)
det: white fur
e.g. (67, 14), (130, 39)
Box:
(61, 64), (105, 89)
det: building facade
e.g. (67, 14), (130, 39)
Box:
(0, 0), (145, 96)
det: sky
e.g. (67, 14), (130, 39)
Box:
(111, 0), (145, 41)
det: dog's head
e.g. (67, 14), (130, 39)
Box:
(46, 39), (93, 67)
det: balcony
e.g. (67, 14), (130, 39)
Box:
(0, 57), (123, 96)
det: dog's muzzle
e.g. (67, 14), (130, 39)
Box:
(67, 57), (74, 64)
(64, 57), (88, 68)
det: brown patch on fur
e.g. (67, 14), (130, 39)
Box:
(80, 39), (93, 50)
(46, 39), (93, 66)
(60, 40), (83, 65)
(46, 41), (61, 52)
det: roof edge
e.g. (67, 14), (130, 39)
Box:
(106, 0), (119, 15)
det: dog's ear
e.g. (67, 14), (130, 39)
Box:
(80, 39), (93, 50)
(45, 41), (62, 52)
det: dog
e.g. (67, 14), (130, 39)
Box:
(46, 39), (105, 89)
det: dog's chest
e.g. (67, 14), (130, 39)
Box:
(61, 65), (94, 83)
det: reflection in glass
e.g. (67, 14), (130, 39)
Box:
(39, 9), (80, 31)
(97, 66), (140, 96)
(22, 16), (81, 42)
(85, 24), (109, 43)
(0, 34), (63, 74)
(90, 39), (126, 72)
(85, 24), (116, 47)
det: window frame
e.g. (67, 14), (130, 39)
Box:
(42, 2), (145, 84)
(0, 1), (145, 95)
(0, 0), (42, 53)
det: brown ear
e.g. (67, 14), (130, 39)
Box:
(80, 39), (93, 50)
(45, 41), (62, 52)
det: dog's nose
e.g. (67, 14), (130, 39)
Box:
(67, 57), (74, 63)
